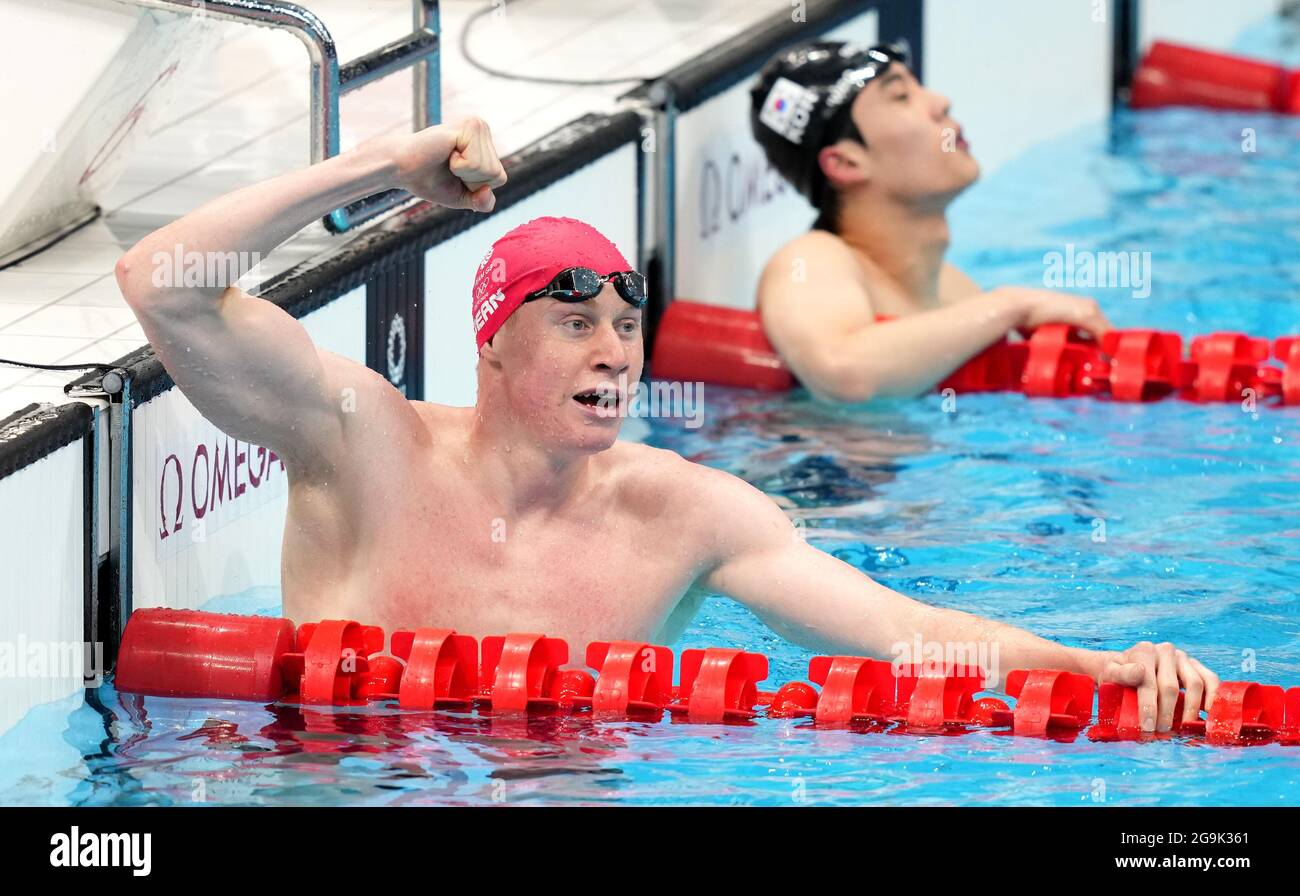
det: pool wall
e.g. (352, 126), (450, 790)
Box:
(0, 0), (1289, 736)
(0, 403), (97, 735)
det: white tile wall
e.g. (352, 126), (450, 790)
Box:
(1139, 0), (1284, 53)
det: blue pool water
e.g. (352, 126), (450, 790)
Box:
(5, 88), (1300, 808)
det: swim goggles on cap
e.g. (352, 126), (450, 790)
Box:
(820, 42), (913, 145)
(523, 267), (648, 308)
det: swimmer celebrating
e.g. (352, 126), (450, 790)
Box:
(751, 42), (1113, 401)
(115, 117), (1214, 733)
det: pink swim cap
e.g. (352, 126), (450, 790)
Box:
(471, 216), (634, 350)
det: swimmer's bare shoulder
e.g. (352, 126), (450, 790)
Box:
(407, 397), (472, 436)
(938, 262), (983, 305)
(594, 441), (700, 536)
(124, 278), (434, 491)
(595, 440), (688, 509)
(758, 229), (867, 312)
(122, 279), (421, 486)
(757, 230), (875, 381)
(601, 441), (781, 566)
(306, 348), (434, 457)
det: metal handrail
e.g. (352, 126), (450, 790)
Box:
(113, 0), (440, 232)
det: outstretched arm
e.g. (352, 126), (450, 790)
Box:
(694, 466), (1218, 733)
(758, 234), (1112, 402)
(114, 119), (507, 474)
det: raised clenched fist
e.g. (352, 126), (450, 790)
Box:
(386, 117), (508, 212)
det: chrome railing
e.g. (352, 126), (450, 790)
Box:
(115, 0), (440, 232)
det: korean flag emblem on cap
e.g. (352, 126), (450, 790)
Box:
(759, 76), (819, 145)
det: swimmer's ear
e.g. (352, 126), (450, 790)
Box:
(479, 333), (502, 366)
(818, 140), (870, 192)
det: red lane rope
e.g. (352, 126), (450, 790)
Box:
(116, 608), (1300, 748)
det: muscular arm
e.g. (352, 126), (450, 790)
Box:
(113, 120), (505, 475)
(757, 234), (1110, 402)
(691, 465), (1218, 731)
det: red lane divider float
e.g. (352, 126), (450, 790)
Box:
(650, 300), (793, 391)
(1020, 325), (1105, 398)
(1130, 41), (1300, 115)
(997, 325), (1297, 406)
(388, 628), (478, 709)
(115, 608), (295, 702)
(893, 663), (1001, 730)
(1181, 681), (1288, 746)
(1186, 333), (1280, 403)
(113, 609), (1300, 747)
(650, 300), (1300, 409)
(987, 669), (1096, 737)
(769, 657), (1004, 730)
(769, 656), (896, 724)
(1092, 682), (1166, 741)
(1098, 330), (1189, 401)
(1283, 689), (1300, 746)
(479, 633), (590, 713)
(937, 339), (1026, 394)
(667, 648), (768, 722)
(281, 619), (385, 704)
(586, 641), (675, 717)
(1276, 337), (1300, 405)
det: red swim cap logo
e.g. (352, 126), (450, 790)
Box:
(474, 290), (504, 333)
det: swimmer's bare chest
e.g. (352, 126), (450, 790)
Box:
(277, 403), (704, 647)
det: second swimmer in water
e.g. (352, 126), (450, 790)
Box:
(751, 41), (1113, 402)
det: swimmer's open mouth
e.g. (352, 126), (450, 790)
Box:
(573, 386), (620, 410)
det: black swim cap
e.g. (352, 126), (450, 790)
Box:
(750, 41), (910, 207)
